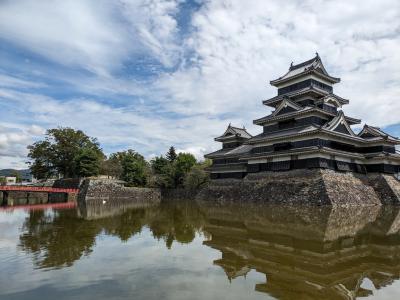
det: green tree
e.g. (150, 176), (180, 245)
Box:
(100, 157), (123, 179)
(149, 156), (174, 188)
(151, 156), (169, 174)
(110, 150), (149, 187)
(149, 150), (198, 188)
(183, 161), (210, 190)
(166, 146), (177, 162)
(27, 140), (54, 179)
(74, 148), (101, 177)
(27, 127), (104, 179)
(173, 153), (196, 187)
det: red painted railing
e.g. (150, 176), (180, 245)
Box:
(0, 185), (79, 193)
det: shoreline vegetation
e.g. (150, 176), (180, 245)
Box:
(27, 127), (210, 191)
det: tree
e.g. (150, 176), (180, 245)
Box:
(27, 140), (54, 179)
(27, 127), (105, 179)
(149, 156), (175, 188)
(166, 146), (177, 162)
(150, 156), (170, 174)
(149, 150), (198, 188)
(173, 153), (197, 187)
(110, 150), (149, 187)
(74, 148), (101, 177)
(100, 158), (123, 179)
(183, 161), (211, 190)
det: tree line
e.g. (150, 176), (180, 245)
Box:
(27, 127), (210, 189)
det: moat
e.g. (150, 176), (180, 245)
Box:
(2, 200), (400, 300)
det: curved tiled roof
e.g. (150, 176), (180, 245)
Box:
(270, 54), (340, 86)
(215, 124), (252, 141)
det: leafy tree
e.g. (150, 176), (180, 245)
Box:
(183, 161), (211, 190)
(173, 153), (197, 187)
(27, 140), (55, 179)
(100, 158), (123, 179)
(0, 177), (6, 186)
(151, 156), (169, 174)
(27, 127), (104, 178)
(149, 150), (198, 188)
(74, 148), (101, 177)
(110, 150), (149, 187)
(149, 156), (175, 188)
(166, 146), (177, 162)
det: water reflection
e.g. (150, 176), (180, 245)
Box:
(200, 204), (400, 299)
(13, 200), (400, 299)
(19, 209), (100, 269)
(18, 200), (206, 269)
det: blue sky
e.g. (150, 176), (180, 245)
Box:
(0, 0), (399, 168)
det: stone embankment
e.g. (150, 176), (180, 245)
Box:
(196, 169), (400, 206)
(77, 179), (161, 217)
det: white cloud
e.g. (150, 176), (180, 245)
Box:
(0, 0), (399, 168)
(0, 88), (230, 166)
(154, 0), (400, 128)
(0, 0), (182, 76)
(0, 74), (46, 89)
(0, 124), (34, 169)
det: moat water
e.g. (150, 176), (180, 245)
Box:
(1, 200), (400, 300)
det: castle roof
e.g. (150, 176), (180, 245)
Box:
(270, 53), (340, 86)
(358, 125), (400, 143)
(253, 107), (360, 126)
(262, 88), (348, 107)
(322, 111), (356, 136)
(204, 144), (253, 159)
(215, 124), (252, 142)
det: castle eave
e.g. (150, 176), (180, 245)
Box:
(270, 69), (340, 87)
(263, 87), (332, 107)
(253, 108), (360, 126)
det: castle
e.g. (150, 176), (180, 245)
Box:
(205, 54), (400, 179)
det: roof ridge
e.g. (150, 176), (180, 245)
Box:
(230, 125), (246, 130)
(289, 54), (319, 71)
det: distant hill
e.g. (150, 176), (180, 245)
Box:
(0, 169), (32, 180)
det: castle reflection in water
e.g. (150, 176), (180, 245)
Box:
(18, 200), (400, 299)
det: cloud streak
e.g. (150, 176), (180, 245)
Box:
(0, 0), (399, 168)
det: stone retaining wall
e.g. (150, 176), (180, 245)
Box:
(78, 179), (161, 212)
(196, 169), (400, 206)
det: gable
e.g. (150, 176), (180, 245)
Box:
(359, 132), (376, 138)
(275, 105), (297, 115)
(333, 123), (352, 135)
(272, 99), (302, 117)
(323, 111), (356, 136)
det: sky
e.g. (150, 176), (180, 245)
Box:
(0, 0), (399, 169)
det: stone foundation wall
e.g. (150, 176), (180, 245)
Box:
(196, 169), (400, 206)
(78, 179), (161, 211)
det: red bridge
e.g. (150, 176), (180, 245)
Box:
(0, 185), (79, 194)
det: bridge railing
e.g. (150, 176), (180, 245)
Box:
(0, 186), (79, 193)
